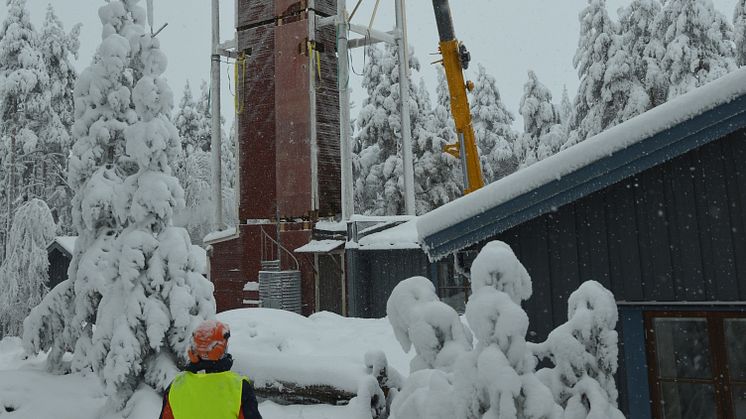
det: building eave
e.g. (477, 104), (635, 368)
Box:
(422, 93), (746, 261)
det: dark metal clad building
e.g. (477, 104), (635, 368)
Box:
(416, 71), (746, 418)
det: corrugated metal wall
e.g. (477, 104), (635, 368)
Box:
(347, 248), (432, 318)
(236, 1), (340, 220)
(47, 248), (70, 290)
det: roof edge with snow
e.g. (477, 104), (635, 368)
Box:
(418, 69), (746, 260)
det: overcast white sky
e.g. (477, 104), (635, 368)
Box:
(0, 0), (739, 129)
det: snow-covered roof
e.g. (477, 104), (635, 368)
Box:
(47, 236), (77, 255)
(203, 226), (238, 245)
(294, 240), (345, 253)
(419, 68), (746, 260)
(314, 220), (347, 233)
(353, 218), (420, 251)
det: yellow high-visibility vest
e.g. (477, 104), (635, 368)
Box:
(168, 371), (246, 419)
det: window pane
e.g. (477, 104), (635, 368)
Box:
(654, 318), (712, 379)
(660, 382), (716, 419)
(725, 319), (746, 381)
(734, 386), (746, 419)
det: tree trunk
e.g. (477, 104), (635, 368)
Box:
(254, 380), (356, 406)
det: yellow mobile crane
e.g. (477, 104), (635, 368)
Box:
(431, 0), (485, 194)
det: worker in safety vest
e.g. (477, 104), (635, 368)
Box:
(159, 319), (262, 419)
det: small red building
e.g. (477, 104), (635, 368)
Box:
(207, 0), (340, 315)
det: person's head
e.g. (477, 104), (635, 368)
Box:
(187, 319), (231, 364)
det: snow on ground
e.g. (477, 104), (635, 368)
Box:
(0, 309), (412, 418)
(222, 308), (412, 393)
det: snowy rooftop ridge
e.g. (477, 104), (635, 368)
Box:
(203, 226), (238, 244)
(48, 236), (77, 255)
(418, 68), (746, 253)
(353, 218), (420, 251)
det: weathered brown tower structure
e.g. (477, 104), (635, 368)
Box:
(208, 0), (340, 314)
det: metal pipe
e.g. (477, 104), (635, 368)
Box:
(431, 0), (456, 42)
(338, 4), (354, 220)
(309, 1), (319, 213)
(211, 0), (224, 230)
(395, 0), (416, 215)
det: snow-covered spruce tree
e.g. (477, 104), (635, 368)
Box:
(533, 281), (623, 419)
(173, 81), (203, 154)
(194, 80), (213, 152)
(565, 0), (617, 149)
(0, 0), (51, 236)
(470, 64), (518, 183)
(39, 4), (81, 234)
(0, 199), (56, 338)
(354, 43), (422, 215)
(87, 24), (215, 409)
(174, 149), (212, 244)
(653, 0), (736, 100)
(427, 68), (463, 197)
(61, 0), (147, 373)
(454, 241), (561, 419)
(736, 0), (746, 66)
(413, 78), (461, 214)
(603, 37), (649, 130)
(25, 0), (164, 377)
(221, 119), (238, 227)
(173, 81), (236, 239)
(619, 0), (664, 110)
(559, 86), (573, 129)
(516, 70), (564, 167)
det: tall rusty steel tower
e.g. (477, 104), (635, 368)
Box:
(207, 0), (340, 314)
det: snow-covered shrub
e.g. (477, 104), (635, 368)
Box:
(387, 277), (473, 373)
(533, 281), (623, 419)
(390, 369), (457, 419)
(22, 279), (75, 372)
(365, 350), (404, 394)
(469, 241), (532, 304)
(456, 241), (561, 419)
(0, 199), (57, 338)
(388, 243), (562, 419)
(388, 242), (625, 419)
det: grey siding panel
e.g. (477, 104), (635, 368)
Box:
(346, 249), (368, 317)
(576, 193), (611, 290)
(698, 142), (740, 300)
(351, 249), (432, 318)
(606, 180), (645, 300)
(518, 218), (554, 341)
(642, 170), (675, 301)
(666, 153), (706, 301)
(724, 133), (746, 300)
(546, 205), (581, 325)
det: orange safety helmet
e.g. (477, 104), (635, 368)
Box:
(187, 319), (231, 364)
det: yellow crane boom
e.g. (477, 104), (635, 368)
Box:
(431, 0), (485, 194)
